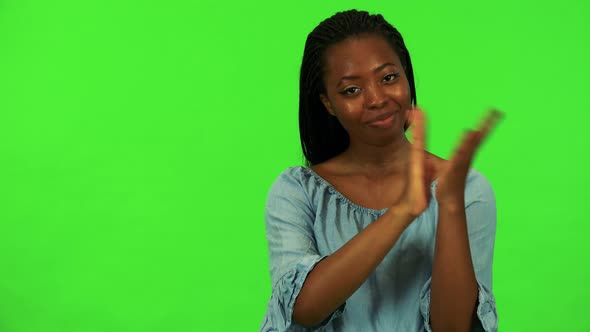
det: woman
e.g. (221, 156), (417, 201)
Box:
(261, 9), (501, 332)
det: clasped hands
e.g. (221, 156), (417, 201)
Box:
(395, 106), (503, 224)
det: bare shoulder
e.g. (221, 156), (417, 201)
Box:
(425, 151), (447, 180)
(310, 154), (350, 177)
(425, 151), (446, 164)
(311, 154), (348, 176)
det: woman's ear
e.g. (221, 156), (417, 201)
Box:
(320, 94), (336, 116)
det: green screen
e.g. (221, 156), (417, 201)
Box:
(1, 0), (588, 331)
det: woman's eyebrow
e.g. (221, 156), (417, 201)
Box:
(336, 62), (398, 87)
(372, 62), (397, 73)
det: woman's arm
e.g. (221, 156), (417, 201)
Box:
(293, 208), (409, 327)
(426, 110), (501, 332)
(429, 202), (478, 332)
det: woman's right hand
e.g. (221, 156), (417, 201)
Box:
(391, 107), (432, 226)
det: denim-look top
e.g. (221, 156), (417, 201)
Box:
(260, 166), (498, 332)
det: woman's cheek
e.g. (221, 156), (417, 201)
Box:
(390, 84), (409, 99)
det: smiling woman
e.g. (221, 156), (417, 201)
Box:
(260, 9), (501, 332)
(319, 35), (410, 147)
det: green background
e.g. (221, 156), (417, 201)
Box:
(0, 0), (588, 331)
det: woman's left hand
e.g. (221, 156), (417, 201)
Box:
(435, 110), (503, 207)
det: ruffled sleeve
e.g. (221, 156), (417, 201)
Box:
(419, 170), (499, 332)
(260, 168), (345, 332)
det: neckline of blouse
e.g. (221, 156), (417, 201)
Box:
(300, 166), (440, 216)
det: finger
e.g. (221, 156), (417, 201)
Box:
(464, 109), (503, 158)
(405, 108), (414, 129)
(449, 130), (479, 168)
(409, 107), (425, 151)
(449, 109), (503, 169)
(477, 108), (503, 140)
(409, 108), (427, 196)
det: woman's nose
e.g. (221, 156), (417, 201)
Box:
(365, 84), (387, 109)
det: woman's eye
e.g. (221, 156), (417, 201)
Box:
(383, 73), (400, 82)
(341, 87), (360, 95)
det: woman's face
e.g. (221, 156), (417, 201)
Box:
(320, 34), (412, 146)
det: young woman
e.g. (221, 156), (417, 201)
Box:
(260, 9), (501, 332)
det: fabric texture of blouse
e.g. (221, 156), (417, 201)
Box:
(260, 166), (498, 332)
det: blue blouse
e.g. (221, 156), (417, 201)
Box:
(260, 166), (498, 332)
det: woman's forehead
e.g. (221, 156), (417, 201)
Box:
(323, 35), (402, 75)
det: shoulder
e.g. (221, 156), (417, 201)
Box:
(309, 153), (348, 177)
(264, 166), (322, 228)
(269, 166), (312, 191)
(462, 168), (496, 212)
(266, 166), (322, 204)
(426, 152), (447, 183)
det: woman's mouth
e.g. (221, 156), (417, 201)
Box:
(367, 113), (396, 128)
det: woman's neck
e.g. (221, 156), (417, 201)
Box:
(341, 136), (412, 178)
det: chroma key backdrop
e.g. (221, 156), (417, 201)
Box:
(0, 0), (588, 331)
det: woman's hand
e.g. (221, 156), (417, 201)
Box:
(393, 107), (502, 225)
(435, 110), (503, 207)
(392, 107), (432, 225)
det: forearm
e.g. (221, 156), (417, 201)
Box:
(293, 209), (408, 327)
(430, 202), (478, 332)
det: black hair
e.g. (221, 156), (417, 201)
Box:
(299, 9), (417, 166)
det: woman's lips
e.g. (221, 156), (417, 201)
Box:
(367, 113), (396, 128)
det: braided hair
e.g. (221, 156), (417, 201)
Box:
(299, 9), (417, 166)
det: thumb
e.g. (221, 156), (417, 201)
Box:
(405, 107), (414, 128)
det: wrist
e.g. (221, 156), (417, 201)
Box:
(385, 206), (414, 229)
(437, 199), (465, 214)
